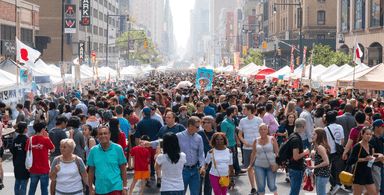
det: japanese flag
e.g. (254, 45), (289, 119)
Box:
(353, 34), (363, 65)
(73, 57), (79, 65)
(16, 37), (41, 64)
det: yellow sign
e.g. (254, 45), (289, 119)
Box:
(243, 46), (248, 57)
(262, 41), (267, 49)
(278, 49), (281, 56)
(144, 41), (147, 49)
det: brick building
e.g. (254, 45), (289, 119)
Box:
(0, 0), (39, 60)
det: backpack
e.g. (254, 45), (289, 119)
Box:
(276, 133), (296, 165)
(217, 121), (223, 132)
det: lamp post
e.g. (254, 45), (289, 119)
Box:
(274, 1), (302, 66)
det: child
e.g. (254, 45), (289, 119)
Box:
(129, 135), (151, 195)
(10, 122), (30, 194)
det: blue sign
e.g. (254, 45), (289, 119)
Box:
(196, 68), (213, 91)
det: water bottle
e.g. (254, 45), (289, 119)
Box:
(285, 130), (289, 139)
(368, 157), (375, 168)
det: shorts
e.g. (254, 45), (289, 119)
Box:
(96, 190), (122, 195)
(134, 171), (149, 180)
(372, 165), (381, 189)
(0, 147), (3, 158)
(243, 149), (255, 168)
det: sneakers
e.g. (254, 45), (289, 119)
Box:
(0, 177), (3, 190)
(329, 184), (341, 195)
(145, 180), (151, 187)
(150, 175), (156, 180)
(250, 188), (258, 194)
(285, 175), (290, 182)
(157, 178), (161, 187)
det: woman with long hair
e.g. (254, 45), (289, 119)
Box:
(134, 96), (145, 117)
(154, 132), (187, 195)
(308, 128), (331, 195)
(276, 112), (296, 146)
(284, 101), (298, 118)
(46, 102), (59, 132)
(155, 92), (166, 108)
(347, 127), (377, 195)
(109, 118), (127, 157)
(257, 106), (266, 119)
(24, 99), (32, 124)
(63, 104), (71, 119)
(314, 106), (326, 128)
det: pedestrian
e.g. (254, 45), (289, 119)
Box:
(46, 102), (59, 132)
(48, 115), (68, 163)
(129, 135), (151, 195)
(157, 112), (186, 139)
(49, 139), (89, 195)
(347, 127), (377, 195)
(263, 103), (278, 135)
(343, 111), (366, 160)
(368, 119), (384, 195)
(25, 122), (55, 195)
(10, 122), (30, 195)
(248, 123), (279, 195)
(308, 128), (331, 195)
(154, 132), (187, 195)
(299, 100), (314, 150)
(288, 118), (309, 195)
(204, 132), (235, 195)
(67, 116), (86, 161)
(238, 104), (263, 194)
(87, 126), (128, 195)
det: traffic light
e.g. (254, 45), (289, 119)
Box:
(252, 34), (258, 48)
(262, 41), (267, 49)
(162, 55), (164, 59)
(144, 41), (147, 49)
(296, 57), (300, 65)
(278, 49), (281, 56)
(126, 15), (130, 21)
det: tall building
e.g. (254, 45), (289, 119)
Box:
(162, 0), (176, 58)
(0, 0), (40, 60)
(130, 0), (164, 53)
(210, 0), (237, 40)
(26, 0), (120, 65)
(189, 0), (210, 60)
(336, 0), (383, 66)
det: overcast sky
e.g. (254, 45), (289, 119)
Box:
(169, 0), (195, 49)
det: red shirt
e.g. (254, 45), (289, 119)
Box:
(349, 126), (364, 148)
(130, 146), (151, 171)
(25, 135), (54, 174)
(380, 108), (384, 119)
(128, 114), (139, 125)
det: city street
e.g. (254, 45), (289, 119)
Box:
(1, 148), (353, 195)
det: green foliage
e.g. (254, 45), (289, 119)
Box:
(310, 43), (353, 67)
(244, 49), (264, 65)
(116, 31), (159, 64)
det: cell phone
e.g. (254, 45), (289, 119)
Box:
(159, 140), (163, 148)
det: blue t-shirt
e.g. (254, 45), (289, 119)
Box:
(118, 95), (124, 105)
(203, 106), (217, 118)
(87, 142), (127, 194)
(118, 117), (131, 139)
(156, 124), (186, 139)
(136, 116), (163, 141)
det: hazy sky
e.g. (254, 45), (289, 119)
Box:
(169, 0), (195, 49)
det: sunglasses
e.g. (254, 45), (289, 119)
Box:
(202, 121), (211, 124)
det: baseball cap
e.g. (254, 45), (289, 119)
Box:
(142, 107), (151, 114)
(373, 119), (384, 127)
(294, 118), (306, 133)
(109, 92), (115, 96)
(149, 103), (157, 110)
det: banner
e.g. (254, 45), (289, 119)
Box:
(35, 76), (50, 84)
(78, 42), (85, 65)
(290, 46), (295, 74)
(243, 46), (248, 57)
(196, 68), (213, 91)
(80, 0), (91, 26)
(108, 28), (116, 45)
(302, 46), (307, 77)
(233, 53), (240, 71)
(64, 4), (76, 33)
(20, 69), (32, 85)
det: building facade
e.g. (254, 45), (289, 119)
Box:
(336, 0), (383, 66)
(0, 0), (39, 60)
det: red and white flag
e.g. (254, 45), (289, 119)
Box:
(73, 57), (79, 65)
(353, 34), (363, 65)
(16, 37), (41, 64)
(290, 46), (295, 74)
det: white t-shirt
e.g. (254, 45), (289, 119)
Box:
(325, 123), (345, 154)
(51, 156), (86, 194)
(205, 148), (233, 177)
(238, 116), (263, 150)
(156, 152), (187, 192)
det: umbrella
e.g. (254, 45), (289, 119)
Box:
(175, 81), (193, 89)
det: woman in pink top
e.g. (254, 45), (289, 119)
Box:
(263, 103), (278, 135)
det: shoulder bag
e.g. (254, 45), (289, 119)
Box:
(261, 138), (279, 173)
(25, 136), (33, 170)
(327, 126), (344, 155)
(339, 144), (362, 186)
(50, 155), (82, 195)
(212, 149), (230, 187)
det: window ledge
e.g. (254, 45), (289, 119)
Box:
(339, 30), (349, 34)
(352, 29), (365, 32)
(368, 26), (382, 30)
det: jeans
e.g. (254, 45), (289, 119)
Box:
(289, 169), (303, 195)
(254, 166), (277, 194)
(28, 173), (49, 195)
(302, 139), (310, 150)
(228, 146), (241, 172)
(329, 153), (343, 186)
(14, 179), (28, 195)
(161, 191), (184, 195)
(183, 166), (200, 195)
(316, 177), (329, 195)
(199, 163), (212, 195)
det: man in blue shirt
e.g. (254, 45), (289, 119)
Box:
(116, 105), (131, 139)
(115, 90), (125, 105)
(87, 126), (128, 194)
(156, 112), (186, 139)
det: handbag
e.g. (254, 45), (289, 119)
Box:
(261, 138), (279, 173)
(212, 150), (230, 187)
(339, 144), (362, 186)
(327, 126), (344, 155)
(25, 136), (33, 170)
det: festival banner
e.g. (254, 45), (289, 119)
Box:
(292, 79), (300, 88)
(196, 68), (213, 91)
(290, 46), (295, 74)
(233, 53), (240, 71)
(20, 69), (32, 85)
(302, 46), (307, 77)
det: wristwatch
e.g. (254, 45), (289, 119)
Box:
(123, 186), (128, 190)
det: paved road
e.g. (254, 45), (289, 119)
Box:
(1, 148), (354, 195)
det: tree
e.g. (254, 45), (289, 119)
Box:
(116, 30), (159, 64)
(244, 49), (264, 65)
(310, 43), (353, 67)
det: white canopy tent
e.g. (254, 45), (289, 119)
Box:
(221, 65), (234, 73)
(98, 66), (118, 78)
(265, 66), (290, 80)
(320, 64), (353, 86)
(248, 65), (268, 75)
(0, 69), (17, 91)
(238, 63), (257, 76)
(121, 66), (138, 76)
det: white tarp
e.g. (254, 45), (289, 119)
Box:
(249, 65), (268, 75)
(266, 66), (291, 80)
(320, 64), (353, 86)
(0, 69), (17, 91)
(121, 66), (138, 75)
(238, 63), (257, 76)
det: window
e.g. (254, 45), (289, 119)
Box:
(104, 29), (107, 37)
(355, 0), (366, 29)
(317, 35), (325, 39)
(93, 26), (98, 35)
(99, 11), (103, 20)
(93, 8), (97, 18)
(371, 0), (383, 27)
(99, 27), (103, 36)
(99, 43), (103, 53)
(1, 25), (16, 40)
(93, 43), (98, 51)
(87, 25), (92, 33)
(104, 14), (107, 22)
(317, 11), (326, 25)
(21, 28), (33, 43)
(341, 0), (350, 31)
(104, 0), (107, 7)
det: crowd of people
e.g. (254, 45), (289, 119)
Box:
(0, 70), (383, 195)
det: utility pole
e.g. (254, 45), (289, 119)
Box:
(106, 12), (109, 67)
(274, 44), (277, 70)
(88, 36), (91, 67)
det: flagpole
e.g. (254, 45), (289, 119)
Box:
(309, 43), (314, 90)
